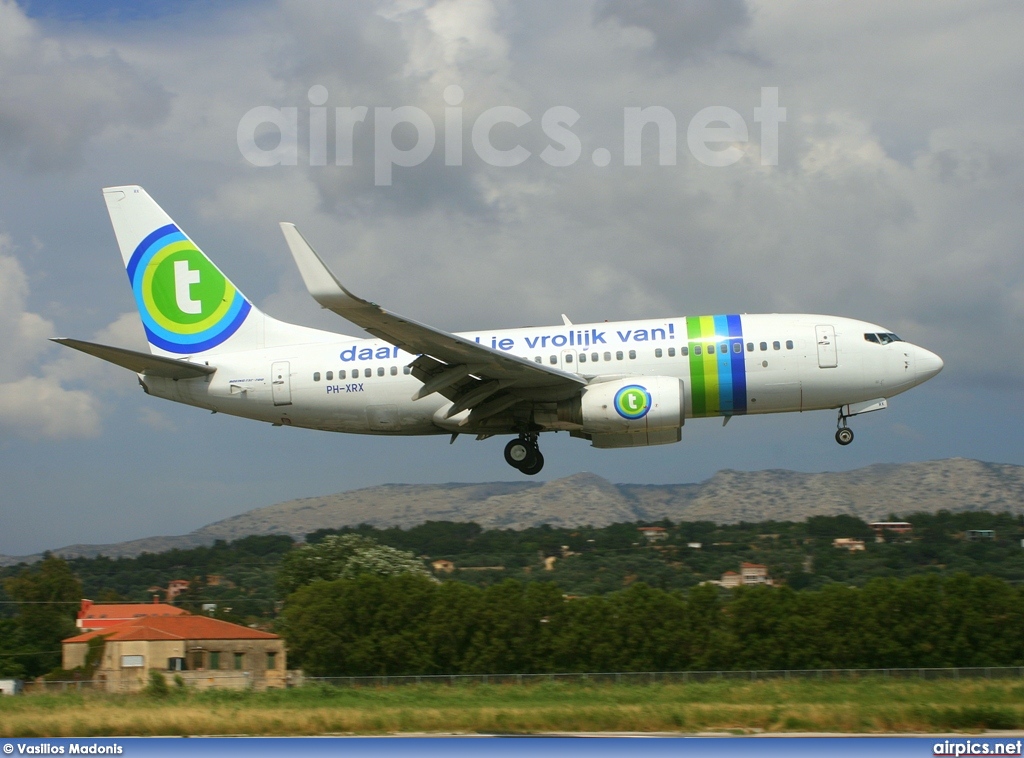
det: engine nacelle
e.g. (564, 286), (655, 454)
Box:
(558, 376), (685, 435)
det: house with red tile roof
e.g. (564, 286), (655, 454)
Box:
(63, 614), (286, 692)
(76, 599), (189, 631)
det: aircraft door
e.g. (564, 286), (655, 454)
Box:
(271, 361), (292, 406)
(559, 349), (578, 373)
(815, 325), (838, 368)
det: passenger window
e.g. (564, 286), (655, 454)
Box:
(731, 343), (739, 354)
(326, 371), (333, 380)
(339, 370), (346, 379)
(390, 366), (397, 376)
(351, 368), (358, 378)
(313, 372), (321, 382)
(549, 355), (557, 365)
(655, 348), (663, 358)
(747, 342), (754, 352)
(773, 341), (781, 351)
(681, 346), (688, 356)
(604, 352), (611, 361)
(565, 354), (573, 363)
(668, 347), (675, 357)
(535, 356), (542, 363)
(707, 344), (715, 355)
(592, 353), (599, 362)
(578, 353), (586, 363)
(628, 350), (636, 359)
(786, 340), (794, 350)
(403, 366), (411, 375)
(760, 342), (767, 352)
(377, 367), (384, 376)
(616, 351), (624, 360)
(694, 345), (701, 356)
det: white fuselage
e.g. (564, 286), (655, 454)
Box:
(140, 313), (943, 438)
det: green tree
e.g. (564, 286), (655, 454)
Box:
(1, 556), (82, 677)
(276, 534), (429, 595)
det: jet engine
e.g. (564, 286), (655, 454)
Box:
(557, 376), (684, 447)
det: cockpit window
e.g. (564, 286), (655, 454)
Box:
(865, 332), (903, 345)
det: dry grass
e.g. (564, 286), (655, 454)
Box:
(2, 678), (1023, 736)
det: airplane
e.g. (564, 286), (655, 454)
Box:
(54, 185), (944, 475)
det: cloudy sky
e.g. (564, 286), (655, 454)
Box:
(1, 0), (1022, 556)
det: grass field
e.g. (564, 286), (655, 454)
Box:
(2, 679), (1023, 737)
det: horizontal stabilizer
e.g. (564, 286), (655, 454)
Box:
(51, 338), (216, 379)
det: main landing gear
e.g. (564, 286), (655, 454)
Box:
(504, 434), (544, 475)
(835, 410), (854, 446)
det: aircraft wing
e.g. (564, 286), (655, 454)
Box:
(280, 224), (586, 414)
(52, 338), (216, 380)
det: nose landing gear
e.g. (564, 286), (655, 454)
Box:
(835, 411), (854, 446)
(504, 434), (544, 475)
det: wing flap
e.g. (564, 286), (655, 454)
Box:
(52, 338), (215, 379)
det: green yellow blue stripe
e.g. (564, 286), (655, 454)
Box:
(685, 315), (747, 418)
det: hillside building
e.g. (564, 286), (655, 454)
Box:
(832, 538), (866, 551)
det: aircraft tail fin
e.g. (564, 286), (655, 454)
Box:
(103, 185), (261, 357)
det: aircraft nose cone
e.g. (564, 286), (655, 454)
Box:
(915, 346), (944, 382)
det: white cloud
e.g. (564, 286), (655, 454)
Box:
(0, 0), (170, 170)
(0, 235), (102, 439)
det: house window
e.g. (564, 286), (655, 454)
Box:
(121, 655), (144, 668)
(266, 652), (277, 670)
(209, 651), (221, 670)
(233, 652), (245, 670)
(190, 651), (204, 670)
(167, 657), (186, 671)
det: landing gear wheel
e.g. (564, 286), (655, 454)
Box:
(519, 451), (544, 475)
(835, 427), (854, 446)
(504, 439), (530, 467)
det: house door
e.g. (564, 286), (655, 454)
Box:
(271, 361), (292, 406)
(815, 325), (838, 368)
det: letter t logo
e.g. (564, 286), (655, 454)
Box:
(174, 259), (202, 314)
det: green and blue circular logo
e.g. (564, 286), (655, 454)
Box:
(614, 384), (652, 420)
(127, 224), (250, 353)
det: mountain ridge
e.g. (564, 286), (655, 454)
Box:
(3, 458), (1022, 566)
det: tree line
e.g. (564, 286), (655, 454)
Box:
(280, 572), (1024, 676)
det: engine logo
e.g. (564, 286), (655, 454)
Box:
(614, 384), (652, 420)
